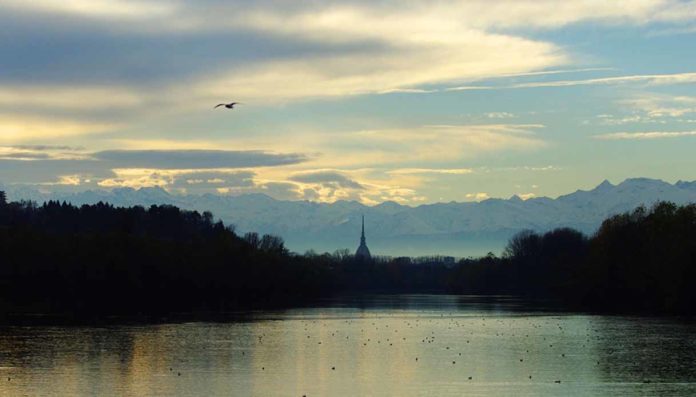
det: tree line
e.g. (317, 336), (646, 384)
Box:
(0, 196), (694, 319)
(448, 201), (696, 313)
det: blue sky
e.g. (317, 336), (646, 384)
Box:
(1, 0), (695, 204)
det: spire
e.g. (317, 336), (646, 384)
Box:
(355, 214), (371, 261)
(361, 215), (365, 242)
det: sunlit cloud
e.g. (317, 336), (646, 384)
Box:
(516, 193), (537, 200)
(55, 174), (83, 186)
(2, 0), (176, 20)
(0, 145), (87, 160)
(0, 85), (144, 111)
(97, 168), (258, 193)
(2, 0), (696, 204)
(465, 192), (490, 201)
(193, 40), (563, 103)
(0, 115), (116, 142)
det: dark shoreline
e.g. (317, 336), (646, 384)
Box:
(2, 200), (695, 322)
(2, 293), (694, 326)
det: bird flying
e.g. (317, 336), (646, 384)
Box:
(215, 102), (240, 109)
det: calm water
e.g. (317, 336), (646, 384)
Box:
(1, 295), (695, 396)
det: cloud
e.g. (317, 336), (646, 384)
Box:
(97, 169), (258, 193)
(93, 150), (307, 169)
(0, 149), (308, 186)
(591, 114), (662, 126)
(192, 36), (562, 103)
(11, 144), (84, 151)
(289, 170), (364, 190)
(0, 159), (114, 184)
(6, 1), (695, 33)
(348, 124), (546, 163)
(55, 174), (83, 186)
(595, 130), (696, 140)
(170, 170), (256, 193)
(465, 192), (490, 201)
(3, 0), (694, 134)
(516, 193), (536, 200)
(216, 124), (548, 170)
(3, 1), (696, 108)
(0, 151), (53, 160)
(445, 71), (696, 91)
(0, 85), (144, 111)
(2, 0), (176, 20)
(387, 168), (474, 175)
(0, 145), (87, 161)
(0, 114), (116, 142)
(484, 112), (515, 119)
(622, 94), (696, 118)
(511, 72), (696, 88)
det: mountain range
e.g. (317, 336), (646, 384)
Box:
(3, 178), (696, 257)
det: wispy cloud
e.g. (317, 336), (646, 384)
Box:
(387, 168), (474, 175)
(511, 72), (696, 88)
(595, 130), (696, 140)
(484, 112), (515, 119)
(446, 71), (696, 91)
(621, 94), (696, 118)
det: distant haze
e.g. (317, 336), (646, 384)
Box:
(4, 178), (695, 257)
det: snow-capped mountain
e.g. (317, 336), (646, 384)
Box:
(3, 178), (695, 257)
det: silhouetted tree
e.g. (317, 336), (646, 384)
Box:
(0, 197), (693, 319)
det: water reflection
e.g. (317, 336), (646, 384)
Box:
(1, 295), (695, 396)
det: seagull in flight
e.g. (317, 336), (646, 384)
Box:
(215, 102), (240, 109)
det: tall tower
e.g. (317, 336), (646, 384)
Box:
(355, 215), (372, 261)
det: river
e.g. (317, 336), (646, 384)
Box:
(1, 295), (695, 396)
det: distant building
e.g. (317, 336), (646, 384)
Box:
(355, 215), (372, 261)
(0, 190), (6, 206)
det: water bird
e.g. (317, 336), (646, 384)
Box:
(214, 102), (240, 109)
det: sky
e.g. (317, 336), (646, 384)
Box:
(1, 0), (695, 205)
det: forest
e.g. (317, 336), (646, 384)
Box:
(0, 194), (694, 319)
